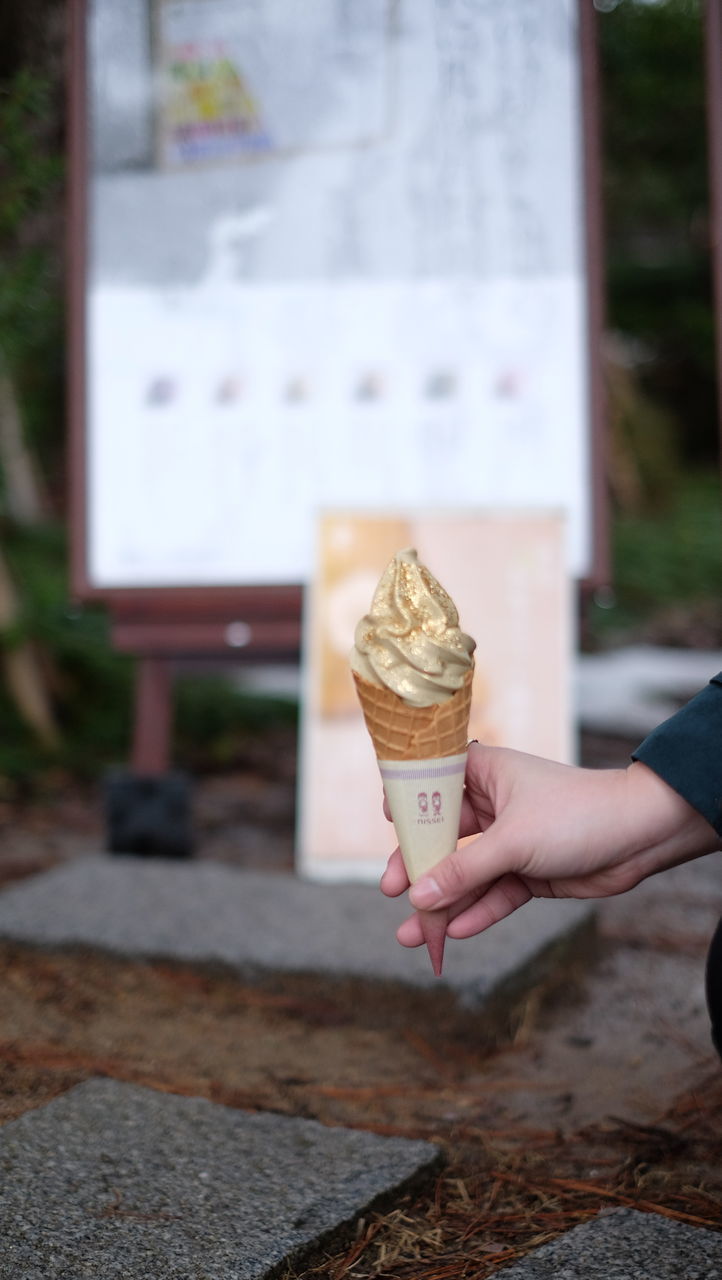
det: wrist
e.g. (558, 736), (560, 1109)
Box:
(625, 760), (720, 875)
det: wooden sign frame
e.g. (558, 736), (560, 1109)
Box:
(66, 0), (608, 775)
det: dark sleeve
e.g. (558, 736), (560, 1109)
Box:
(631, 673), (722, 836)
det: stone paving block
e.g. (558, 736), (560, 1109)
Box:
(0, 1077), (440, 1280)
(495, 1207), (722, 1278)
(0, 856), (594, 1007)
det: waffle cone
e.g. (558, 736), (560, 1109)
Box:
(352, 667), (473, 761)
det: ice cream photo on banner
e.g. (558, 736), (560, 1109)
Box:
(350, 548), (476, 976)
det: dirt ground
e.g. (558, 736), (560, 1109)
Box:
(1, 729), (722, 1276)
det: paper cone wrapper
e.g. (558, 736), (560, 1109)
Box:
(377, 752), (467, 883)
(352, 668), (473, 881)
(352, 669), (473, 974)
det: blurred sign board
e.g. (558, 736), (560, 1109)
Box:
(69, 0), (606, 611)
(298, 512), (573, 881)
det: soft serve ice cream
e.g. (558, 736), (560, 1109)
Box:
(351, 548), (475, 707)
(351, 549), (476, 975)
(351, 548), (476, 763)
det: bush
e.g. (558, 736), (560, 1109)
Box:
(588, 467), (722, 646)
(0, 521), (298, 787)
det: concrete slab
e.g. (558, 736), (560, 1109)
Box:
(495, 1207), (722, 1278)
(0, 1077), (439, 1279)
(0, 856), (593, 1012)
(575, 645), (722, 738)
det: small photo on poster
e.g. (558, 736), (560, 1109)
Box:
(156, 7), (272, 167)
(154, 0), (392, 169)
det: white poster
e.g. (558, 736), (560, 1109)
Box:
(86, 0), (590, 587)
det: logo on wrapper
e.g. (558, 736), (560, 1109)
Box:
(416, 789), (443, 825)
(379, 754), (467, 884)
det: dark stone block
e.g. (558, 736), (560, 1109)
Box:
(104, 770), (194, 858)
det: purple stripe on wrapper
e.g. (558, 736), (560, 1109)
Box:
(379, 760), (467, 783)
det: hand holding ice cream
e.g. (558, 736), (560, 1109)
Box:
(351, 548), (476, 975)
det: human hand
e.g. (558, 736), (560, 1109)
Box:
(381, 743), (720, 948)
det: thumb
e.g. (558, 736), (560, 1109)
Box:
(408, 826), (514, 910)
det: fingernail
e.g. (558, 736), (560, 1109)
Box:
(409, 876), (442, 909)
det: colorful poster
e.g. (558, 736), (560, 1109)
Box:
(155, 0), (391, 167)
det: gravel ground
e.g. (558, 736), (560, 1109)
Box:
(0, 726), (721, 1275)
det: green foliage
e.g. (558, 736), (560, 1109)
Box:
(0, 68), (64, 495)
(601, 1), (705, 241)
(0, 70), (62, 360)
(599, 0), (717, 460)
(0, 522), (298, 787)
(0, 521), (133, 781)
(589, 468), (722, 643)
(0, 71), (60, 227)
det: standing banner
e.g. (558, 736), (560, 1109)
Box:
(299, 511), (573, 882)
